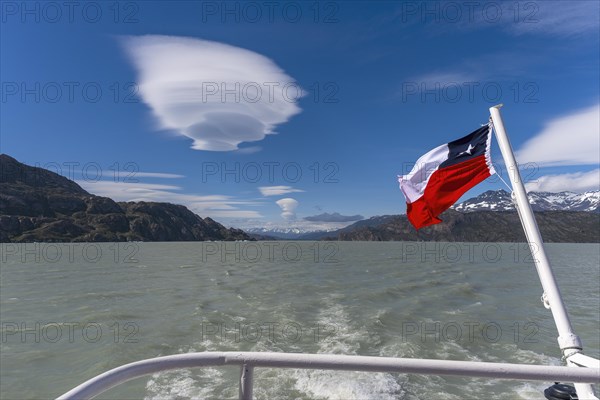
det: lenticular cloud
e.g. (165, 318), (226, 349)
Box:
(122, 35), (303, 151)
(276, 198), (298, 221)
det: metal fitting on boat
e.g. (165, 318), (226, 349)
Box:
(544, 383), (579, 400)
(541, 292), (551, 309)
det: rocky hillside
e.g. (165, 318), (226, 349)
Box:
(0, 154), (250, 242)
(321, 210), (599, 243)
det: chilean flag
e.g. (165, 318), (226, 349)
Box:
(398, 123), (495, 230)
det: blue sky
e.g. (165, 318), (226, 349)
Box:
(1, 1), (599, 230)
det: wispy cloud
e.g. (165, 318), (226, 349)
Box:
(275, 198), (299, 221)
(71, 171), (185, 180)
(121, 35), (303, 151)
(130, 172), (184, 179)
(77, 180), (263, 219)
(404, 1), (600, 38)
(507, 1), (600, 37)
(234, 146), (262, 155)
(412, 72), (479, 87)
(406, 50), (540, 91)
(516, 103), (600, 166)
(525, 169), (600, 193)
(80, 181), (183, 192)
(259, 185), (304, 196)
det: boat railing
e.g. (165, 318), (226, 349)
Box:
(56, 351), (600, 400)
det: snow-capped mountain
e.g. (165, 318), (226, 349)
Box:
(245, 227), (309, 239)
(453, 190), (599, 212)
(244, 225), (344, 239)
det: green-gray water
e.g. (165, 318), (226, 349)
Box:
(1, 242), (598, 399)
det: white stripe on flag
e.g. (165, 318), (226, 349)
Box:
(398, 143), (449, 203)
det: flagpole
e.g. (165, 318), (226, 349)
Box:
(489, 105), (598, 399)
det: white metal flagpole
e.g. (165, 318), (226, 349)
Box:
(489, 104), (598, 399)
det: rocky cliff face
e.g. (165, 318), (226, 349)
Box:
(0, 154), (250, 242)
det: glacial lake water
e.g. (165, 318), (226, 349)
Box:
(1, 242), (598, 399)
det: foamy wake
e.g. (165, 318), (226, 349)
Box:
(142, 297), (568, 399)
(144, 297), (406, 399)
(287, 297), (405, 399)
(145, 368), (228, 399)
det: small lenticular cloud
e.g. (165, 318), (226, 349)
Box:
(121, 35), (303, 151)
(276, 198), (299, 221)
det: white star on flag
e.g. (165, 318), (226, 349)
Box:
(458, 144), (475, 156)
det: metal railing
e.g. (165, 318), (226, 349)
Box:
(56, 351), (600, 400)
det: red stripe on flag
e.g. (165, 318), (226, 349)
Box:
(406, 155), (492, 230)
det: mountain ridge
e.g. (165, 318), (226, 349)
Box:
(304, 189), (600, 242)
(257, 190), (600, 239)
(316, 209), (599, 243)
(453, 189), (599, 212)
(0, 154), (251, 242)
(2, 154), (598, 243)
